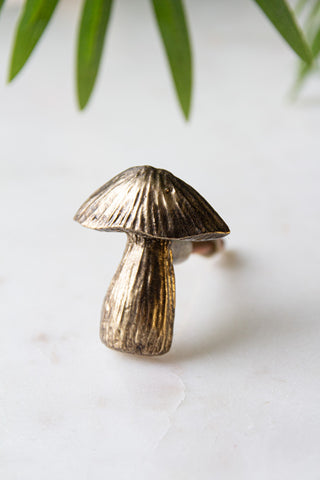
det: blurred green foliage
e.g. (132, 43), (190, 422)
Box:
(294, 0), (320, 92)
(3, 0), (318, 118)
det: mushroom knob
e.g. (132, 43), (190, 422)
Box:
(74, 165), (230, 355)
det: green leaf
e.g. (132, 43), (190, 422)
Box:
(0, 1), (5, 13)
(292, 1), (320, 94)
(311, 26), (320, 56)
(295, 27), (320, 89)
(304, 0), (320, 41)
(292, 61), (312, 95)
(8, 0), (60, 81)
(304, 1), (320, 57)
(77, 0), (113, 110)
(152, 0), (192, 119)
(253, 0), (312, 63)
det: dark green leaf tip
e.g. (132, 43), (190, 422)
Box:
(152, 0), (192, 120)
(253, 0), (313, 64)
(8, 0), (60, 82)
(76, 0), (113, 110)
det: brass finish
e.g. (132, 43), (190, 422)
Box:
(74, 165), (230, 356)
(100, 234), (175, 355)
(74, 165), (229, 240)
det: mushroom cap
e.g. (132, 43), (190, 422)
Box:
(74, 166), (230, 240)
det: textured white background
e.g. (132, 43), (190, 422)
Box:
(1, 1), (320, 479)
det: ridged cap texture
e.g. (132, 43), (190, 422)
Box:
(74, 166), (230, 240)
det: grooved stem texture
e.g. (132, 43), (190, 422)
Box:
(100, 234), (175, 355)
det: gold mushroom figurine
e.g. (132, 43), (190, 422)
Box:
(74, 166), (230, 356)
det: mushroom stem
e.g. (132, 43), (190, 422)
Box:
(100, 233), (175, 355)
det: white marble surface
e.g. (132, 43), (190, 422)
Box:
(1, 1), (320, 479)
